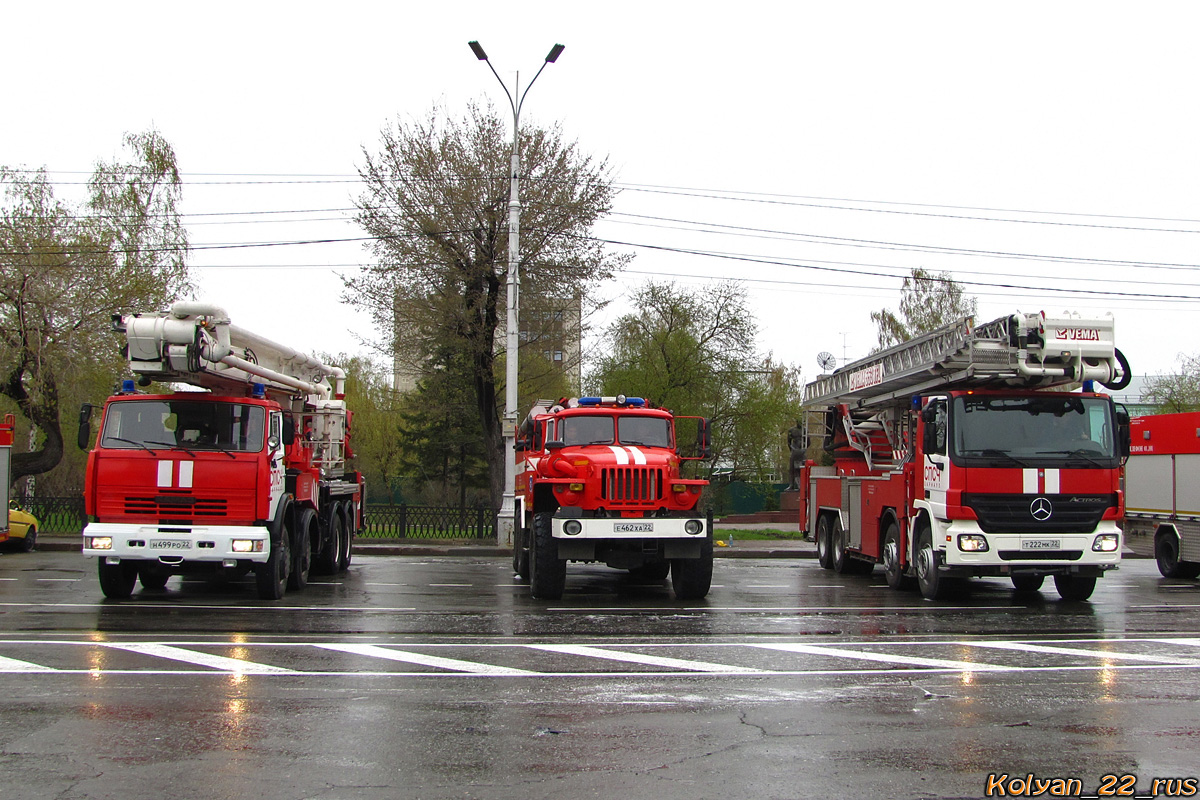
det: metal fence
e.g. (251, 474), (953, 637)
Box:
(11, 496), (497, 541)
(363, 505), (496, 540)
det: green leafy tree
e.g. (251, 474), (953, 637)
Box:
(590, 280), (803, 481)
(870, 268), (977, 350)
(347, 103), (627, 509)
(0, 131), (189, 484)
(1142, 354), (1200, 413)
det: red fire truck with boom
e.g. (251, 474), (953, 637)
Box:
(1124, 411), (1200, 579)
(797, 312), (1131, 601)
(80, 302), (364, 600)
(513, 396), (712, 600)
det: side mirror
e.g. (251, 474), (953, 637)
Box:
(545, 440), (566, 451)
(696, 418), (712, 459)
(282, 412), (296, 447)
(1115, 404), (1131, 459)
(77, 404), (94, 450)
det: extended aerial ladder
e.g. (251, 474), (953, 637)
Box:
(118, 301), (349, 475)
(803, 311), (1131, 471)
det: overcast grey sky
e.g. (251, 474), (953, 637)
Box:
(5, 1), (1199, 389)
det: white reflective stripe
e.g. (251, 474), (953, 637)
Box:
(607, 446), (629, 465)
(1044, 469), (1060, 493)
(316, 643), (538, 675)
(178, 460), (194, 488)
(1023, 469), (1038, 493)
(106, 643), (295, 673)
(972, 641), (1200, 665)
(157, 461), (173, 488)
(0, 655), (56, 673)
(529, 644), (767, 673)
(626, 446), (647, 465)
(751, 642), (1013, 671)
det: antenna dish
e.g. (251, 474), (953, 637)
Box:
(817, 351), (836, 372)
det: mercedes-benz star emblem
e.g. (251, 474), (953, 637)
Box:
(1030, 497), (1053, 521)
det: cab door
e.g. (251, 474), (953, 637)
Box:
(921, 397), (950, 518)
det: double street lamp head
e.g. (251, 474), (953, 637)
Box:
(467, 40), (565, 64)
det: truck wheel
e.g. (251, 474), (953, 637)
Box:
(1011, 574), (1045, 593)
(338, 506), (354, 572)
(98, 560), (138, 599)
(914, 523), (946, 601)
(316, 507), (343, 575)
(529, 512), (565, 600)
(672, 537), (714, 600)
(256, 517), (292, 600)
(288, 508), (315, 591)
(513, 519), (530, 581)
(1155, 533), (1200, 579)
(1053, 574), (1097, 601)
(815, 514), (834, 570)
(883, 522), (912, 590)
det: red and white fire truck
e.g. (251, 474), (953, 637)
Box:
(80, 302), (364, 600)
(513, 396), (711, 600)
(797, 312), (1131, 601)
(1124, 411), (1200, 579)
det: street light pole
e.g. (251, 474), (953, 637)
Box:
(469, 40), (564, 547)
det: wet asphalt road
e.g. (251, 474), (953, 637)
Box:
(1, 550), (1199, 800)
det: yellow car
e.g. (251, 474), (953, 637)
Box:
(4, 504), (38, 552)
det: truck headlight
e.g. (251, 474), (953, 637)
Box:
(957, 534), (989, 552)
(89, 537), (113, 550)
(563, 520), (582, 535)
(685, 519), (704, 535)
(232, 539), (264, 553)
(1092, 533), (1120, 552)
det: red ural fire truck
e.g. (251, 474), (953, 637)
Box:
(1124, 412), (1200, 579)
(80, 302), (364, 600)
(798, 312), (1131, 601)
(513, 396), (712, 601)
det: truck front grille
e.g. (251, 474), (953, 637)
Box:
(602, 468), (663, 503)
(962, 493), (1115, 534)
(124, 496), (229, 520)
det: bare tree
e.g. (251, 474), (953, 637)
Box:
(870, 268), (976, 351)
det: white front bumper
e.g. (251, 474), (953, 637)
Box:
(81, 522), (271, 563)
(552, 516), (707, 539)
(940, 519), (1122, 567)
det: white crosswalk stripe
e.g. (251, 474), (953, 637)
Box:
(104, 643), (295, 673)
(315, 643), (538, 675)
(528, 644), (767, 673)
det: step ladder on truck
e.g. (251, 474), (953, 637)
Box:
(79, 302), (365, 600)
(796, 311), (1132, 601)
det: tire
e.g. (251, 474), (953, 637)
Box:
(338, 506), (354, 572)
(256, 514), (292, 600)
(20, 527), (36, 553)
(914, 521), (946, 601)
(288, 508), (315, 591)
(815, 514), (835, 570)
(672, 537), (714, 601)
(529, 512), (566, 600)
(882, 521), (912, 590)
(315, 507), (343, 575)
(513, 518), (530, 581)
(1011, 574), (1045, 593)
(98, 559), (138, 599)
(138, 566), (171, 591)
(1155, 533), (1200, 579)
(1054, 574), (1097, 602)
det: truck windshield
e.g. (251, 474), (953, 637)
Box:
(617, 416), (671, 448)
(951, 395), (1116, 465)
(101, 400), (266, 453)
(561, 415), (615, 445)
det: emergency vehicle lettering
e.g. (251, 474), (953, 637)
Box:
(1053, 328), (1100, 341)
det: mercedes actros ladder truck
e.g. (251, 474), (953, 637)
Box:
(796, 311), (1131, 601)
(80, 302), (365, 600)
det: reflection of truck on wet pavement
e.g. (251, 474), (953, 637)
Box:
(513, 396), (712, 601)
(1124, 411), (1200, 579)
(80, 302), (364, 600)
(797, 312), (1132, 601)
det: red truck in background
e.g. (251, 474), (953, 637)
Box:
(0, 414), (13, 546)
(798, 312), (1132, 601)
(80, 302), (364, 600)
(1125, 411), (1200, 578)
(513, 396), (712, 601)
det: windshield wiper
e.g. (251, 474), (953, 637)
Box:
(193, 442), (238, 459)
(146, 440), (196, 457)
(973, 448), (1031, 467)
(105, 436), (159, 456)
(1037, 448), (1108, 467)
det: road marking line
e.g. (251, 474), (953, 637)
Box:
(970, 641), (1200, 664)
(105, 643), (295, 673)
(0, 654), (56, 672)
(751, 642), (1013, 671)
(36, 579), (80, 582)
(315, 643), (538, 675)
(528, 644), (767, 673)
